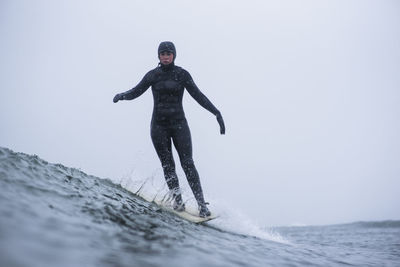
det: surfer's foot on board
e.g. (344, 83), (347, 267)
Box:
(173, 194), (185, 212)
(198, 203), (211, 218)
(173, 201), (185, 212)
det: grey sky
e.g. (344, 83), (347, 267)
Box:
(1, 0), (399, 226)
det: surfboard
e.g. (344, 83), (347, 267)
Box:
(153, 199), (218, 224)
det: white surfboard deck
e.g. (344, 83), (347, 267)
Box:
(153, 199), (218, 224)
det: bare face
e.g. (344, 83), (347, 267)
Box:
(159, 51), (174, 65)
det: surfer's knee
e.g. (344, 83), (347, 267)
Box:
(160, 153), (175, 168)
(180, 158), (195, 171)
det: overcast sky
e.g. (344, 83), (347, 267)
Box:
(1, 0), (399, 226)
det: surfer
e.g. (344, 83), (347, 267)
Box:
(113, 41), (225, 217)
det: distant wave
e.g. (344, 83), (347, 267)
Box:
(278, 220), (400, 229)
(347, 220), (400, 229)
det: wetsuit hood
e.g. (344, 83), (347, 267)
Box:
(158, 41), (176, 60)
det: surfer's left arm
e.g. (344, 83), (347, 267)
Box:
(184, 70), (225, 135)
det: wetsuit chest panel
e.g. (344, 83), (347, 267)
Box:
(153, 80), (182, 96)
(151, 69), (186, 122)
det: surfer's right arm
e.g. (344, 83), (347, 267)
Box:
(113, 71), (153, 103)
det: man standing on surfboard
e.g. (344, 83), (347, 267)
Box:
(113, 41), (225, 217)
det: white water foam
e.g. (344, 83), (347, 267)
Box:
(205, 199), (290, 244)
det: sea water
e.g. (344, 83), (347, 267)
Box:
(0, 147), (399, 267)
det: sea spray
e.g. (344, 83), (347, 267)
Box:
(120, 174), (289, 243)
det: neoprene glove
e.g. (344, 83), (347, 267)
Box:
(113, 93), (125, 103)
(216, 112), (225, 135)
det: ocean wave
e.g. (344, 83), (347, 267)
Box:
(1, 146), (399, 267)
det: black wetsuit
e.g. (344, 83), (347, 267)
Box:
(119, 62), (220, 207)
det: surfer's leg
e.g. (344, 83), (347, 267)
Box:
(150, 123), (180, 193)
(172, 120), (210, 217)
